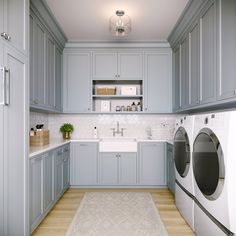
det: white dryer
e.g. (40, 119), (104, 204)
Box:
(173, 115), (195, 230)
(193, 111), (236, 235)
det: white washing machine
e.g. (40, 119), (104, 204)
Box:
(193, 111), (236, 235)
(173, 115), (195, 230)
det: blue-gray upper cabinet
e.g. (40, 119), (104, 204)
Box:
(63, 52), (91, 113)
(70, 142), (98, 186)
(139, 142), (166, 186)
(180, 36), (189, 109)
(92, 51), (143, 80)
(173, 46), (181, 111)
(200, 0), (217, 104)
(0, 0), (28, 55)
(30, 13), (47, 109)
(144, 50), (172, 113)
(55, 46), (62, 111)
(47, 34), (56, 110)
(217, 0), (236, 101)
(189, 21), (200, 107)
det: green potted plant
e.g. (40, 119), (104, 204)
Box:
(60, 123), (74, 139)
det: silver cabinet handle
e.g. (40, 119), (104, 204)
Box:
(1, 32), (11, 41)
(0, 67), (10, 106)
(1, 32), (7, 39)
(5, 68), (10, 105)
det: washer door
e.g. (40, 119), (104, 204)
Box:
(193, 128), (225, 200)
(174, 127), (190, 177)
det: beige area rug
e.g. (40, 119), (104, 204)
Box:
(66, 192), (168, 236)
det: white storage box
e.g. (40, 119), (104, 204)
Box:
(101, 100), (110, 112)
(120, 86), (137, 95)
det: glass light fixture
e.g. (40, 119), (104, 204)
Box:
(109, 10), (131, 36)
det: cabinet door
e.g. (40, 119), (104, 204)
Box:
(145, 52), (172, 112)
(139, 143), (166, 185)
(173, 46), (181, 111)
(3, 47), (27, 235)
(0, 44), (3, 236)
(119, 153), (137, 185)
(218, 0), (236, 100)
(29, 14), (35, 106)
(35, 19), (47, 107)
(4, 0), (28, 54)
(54, 149), (63, 200)
(200, 1), (216, 104)
(180, 36), (189, 108)
(0, 1), (3, 37)
(47, 34), (55, 109)
(99, 153), (118, 185)
(189, 21), (200, 106)
(43, 152), (54, 212)
(62, 145), (70, 190)
(93, 52), (117, 79)
(63, 53), (91, 112)
(70, 142), (98, 185)
(55, 46), (62, 111)
(29, 156), (43, 230)
(167, 144), (175, 194)
(118, 52), (142, 80)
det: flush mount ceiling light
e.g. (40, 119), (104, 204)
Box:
(109, 10), (131, 36)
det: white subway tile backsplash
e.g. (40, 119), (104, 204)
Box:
(47, 114), (177, 141)
(30, 112), (49, 129)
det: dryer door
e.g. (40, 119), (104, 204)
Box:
(174, 127), (190, 177)
(193, 128), (225, 200)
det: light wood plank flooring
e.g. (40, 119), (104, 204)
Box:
(32, 188), (195, 236)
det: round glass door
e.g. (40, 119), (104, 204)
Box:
(174, 127), (190, 177)
(193, 128), (225, 201)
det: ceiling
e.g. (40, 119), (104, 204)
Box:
(45, 0), (189, 42)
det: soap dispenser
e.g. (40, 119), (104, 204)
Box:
(93, 127), (98, 139)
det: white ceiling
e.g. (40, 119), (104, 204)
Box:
(45, 0), (189, 42)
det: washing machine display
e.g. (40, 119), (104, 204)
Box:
(193, 128), (225, 201)
(174, 127), (190, 178)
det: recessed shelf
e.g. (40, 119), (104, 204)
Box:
(92, 79), (143, 113)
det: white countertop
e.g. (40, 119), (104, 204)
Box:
(29, 138), (173, 158)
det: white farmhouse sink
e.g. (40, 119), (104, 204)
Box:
(99, 138), (137, 152)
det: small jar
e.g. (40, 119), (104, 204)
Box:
(116, 106), (121, 112)
(131, 102), (137, 112)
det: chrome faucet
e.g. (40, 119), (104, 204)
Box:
(111, 122), (125, 137)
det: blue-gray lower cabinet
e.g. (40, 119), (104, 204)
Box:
(29, 144), (70, 233)
(139, 142), (166, 186)
(43, 152), (54, 213)
(99, 152), (137, 185)
(70, 142), (98, 186)
(62, 145), (70, 189)
(29, 155), (43, 232)
(54, 148), (64, 200)
(166, 143), (175, 194)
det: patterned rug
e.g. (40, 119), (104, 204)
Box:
(66, 192), (168, 236)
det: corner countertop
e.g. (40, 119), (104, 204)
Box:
(29, 138), (173, 158)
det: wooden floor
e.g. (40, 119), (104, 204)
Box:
(32, 188), (195, 236)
